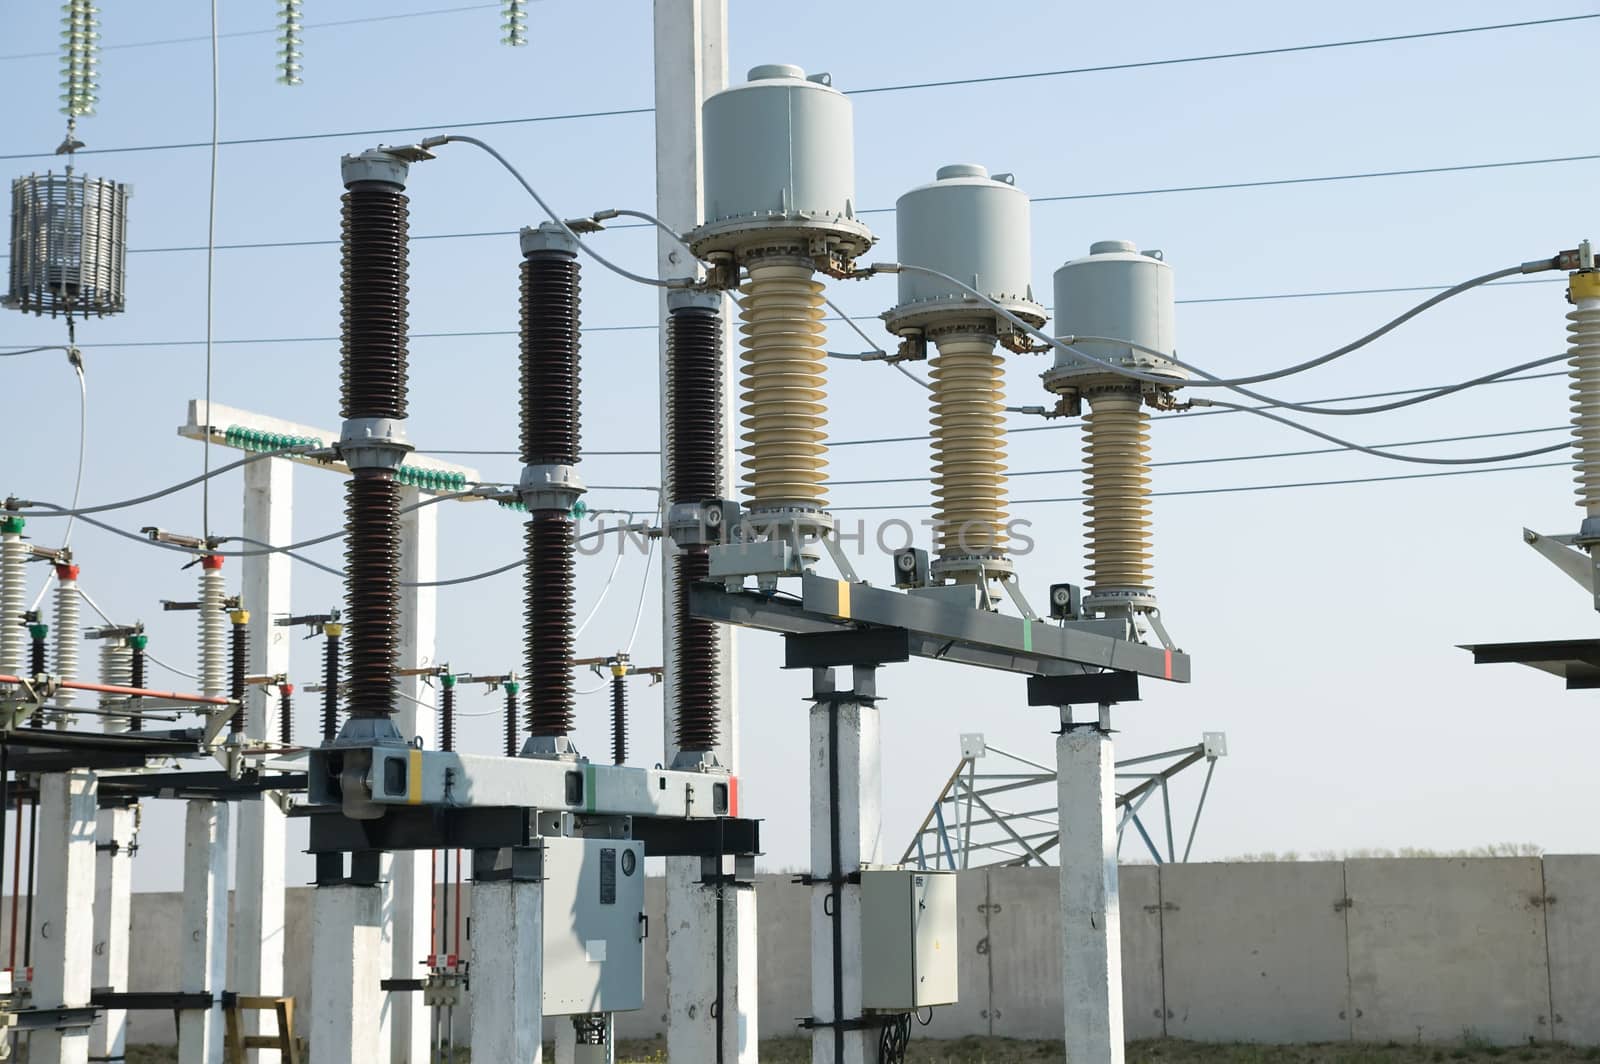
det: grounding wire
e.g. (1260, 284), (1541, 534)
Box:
(426, 134), (671, 288)
(201, 0), (221, 544)
(0, 14), (1588, 153)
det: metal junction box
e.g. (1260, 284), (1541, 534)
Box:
(542, 836), (646, 1016)
(860, 868), (958, 1010)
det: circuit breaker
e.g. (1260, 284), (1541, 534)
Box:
(860, 868), (958, 1010)
(541, 835), (646, 1015)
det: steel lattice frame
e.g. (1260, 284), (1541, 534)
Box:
(902, 731), (1227, 869)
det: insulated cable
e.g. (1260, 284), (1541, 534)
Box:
(880, 259), (1557, 392)
(831, 460), (1568, 511)
(8, 445), (317, 518)
(831, 426), (1565, 486)
(1184, 399), (1567, 465)
(1051, 272), (1556, 396)
(424, 134), (671, 288)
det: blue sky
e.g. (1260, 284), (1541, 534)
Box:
(2, 1), (1597, 890)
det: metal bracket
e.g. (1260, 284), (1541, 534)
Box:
(1524, 527), (1600, 610)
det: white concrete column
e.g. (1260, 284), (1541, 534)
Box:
(807, 669), (882, 1064)
(89, 803), (135, 1062)
(654, 0), (735, 766)
(653, 7), (753, 1054)
(1058, 713), (1125, 1064)
(665, 858), (759, 1062)
(237, 456), (292, 1060)
(390, 486), (438, 1064)
(310, 884), (386, 1063)
(471, 876), (543, 1062)
(30, 770), (97, 1064)
(180, 799), (231, 1064)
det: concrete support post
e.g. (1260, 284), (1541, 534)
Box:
(390, 487), (438, 1064)
(89, 803), (135, 1062)
(30, 770), (97, 1064)
(653, 16), (753, 1053)
(471, 872), (543, 1062)
(653, 0), (735, 763)
(665, 857), (759, 1062)
(807, 667), (882, 1064)
(1057, 707), (1125, 1064)
(236, 456), (292, 1060)
(180, 799), (231, 1064)
(310, 884), (386, 1063)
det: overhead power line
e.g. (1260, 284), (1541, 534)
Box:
(829, 426), (1566, 487)
(830, 461), (1568, 512)
(0, 3), (502, 62)
(1, 14), (1591, 161)
(0, 277), (1565, 353)
(845, 14), (1600, 95)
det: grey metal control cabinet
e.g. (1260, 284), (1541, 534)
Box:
(541, 836), (647, 1016)
(860, 868), (958, 1010)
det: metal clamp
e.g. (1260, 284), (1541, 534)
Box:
(517, 463), (586, 512)
(337, 417), (413, 472)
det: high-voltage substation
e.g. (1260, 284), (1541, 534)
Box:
(0, 6), (1595, 1064)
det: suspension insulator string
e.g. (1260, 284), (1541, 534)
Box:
(737, 256), (828, 511)
(276, 0), (303, 85)
(928, 328), (1008, 572)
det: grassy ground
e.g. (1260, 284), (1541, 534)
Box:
(112, 1039), (1600, 1062)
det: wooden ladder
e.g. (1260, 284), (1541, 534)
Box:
(223, 995), (302, 1064)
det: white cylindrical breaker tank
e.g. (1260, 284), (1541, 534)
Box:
(885, 163), (1043, 333)
(692, 64), (872, 257)
(1046, 240), (1183, 389)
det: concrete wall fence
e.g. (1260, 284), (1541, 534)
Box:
(21, 856), (1594, 1047)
